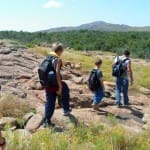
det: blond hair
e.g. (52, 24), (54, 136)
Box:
(52, 43), (63, 52)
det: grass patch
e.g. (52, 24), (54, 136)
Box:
(62, 51), (113, 81)
(4, 125), (150, 150)
(132, 64), (150, 89)
(28, 46), (49, 56)
(0, 94), (31, 118)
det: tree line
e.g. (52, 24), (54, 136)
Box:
(0, 30), (150, 59)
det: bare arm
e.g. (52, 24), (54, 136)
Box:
(127, 61), (134, 85)
(56, 59), (62, 95)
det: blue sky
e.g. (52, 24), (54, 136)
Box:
(0, 0), (150, 31)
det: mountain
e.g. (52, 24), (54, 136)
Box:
(41, 21), (150, 32)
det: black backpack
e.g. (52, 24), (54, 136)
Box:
(88, 69), (101, 91)
(112, 57), (129, 77)
(38, 55), (58, 88)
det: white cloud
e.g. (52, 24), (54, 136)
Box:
(43, 0), (62, 8)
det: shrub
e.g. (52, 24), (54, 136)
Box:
(0, 94), (31, 118)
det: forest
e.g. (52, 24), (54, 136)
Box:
(0, 30), (150, 59)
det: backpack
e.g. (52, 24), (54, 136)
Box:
(88, 69), (101, 91)
(38, 55), (58, 88)
(112, 56), (129, 77)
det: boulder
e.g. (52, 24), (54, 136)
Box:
(23, 112), (35, 123)
(25, 114), (43, 132)
(24, 80), (43, 90)
(0, 61), (14, 66)
(74, 63), (81, 70)
(71, 70), (82, 77)
(3, 86), (27, 98)
(0, 48), (11, 54)
(16, 74), (33, 80)
(34, 82), (43, 90)
(104, 81), (115, 87)
(72, 77), (83, 84)
(33, 67), (39, 74)
(82, 75), (88, 84)
(52, 110), (79, 129)
(70, 93), (93, 108)
(61, 72), (72, 80)
(105, 85), (114, 92)
(139, 87), (150, 95)
(0, 117), (17, 129)
(36, 106), (45, 116)
(64, 61), (72, 67)
(143, 113), (150, 123)
(143, 123), (150, 130)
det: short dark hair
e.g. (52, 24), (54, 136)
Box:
(95, 58), (102, 66)
(124, 50), (130, 56)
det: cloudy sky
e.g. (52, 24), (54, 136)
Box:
(0, 0), (150, 31)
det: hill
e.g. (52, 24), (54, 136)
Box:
(41, 21), (150, 32)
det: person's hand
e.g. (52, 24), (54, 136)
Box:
(131, 79), (134, 85)
(56, 88), (62, 96)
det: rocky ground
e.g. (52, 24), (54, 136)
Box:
(0, 40), (150, 134)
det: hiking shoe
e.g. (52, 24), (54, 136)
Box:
(48, 122), (55, 128)
(42, 122), (47, 128)
(116, 102), (122, 108)
(63, 108), (72, 116)
(124, 102), (131, 106)
(42, 122), (55, 128)
(92, 103), (99, 110)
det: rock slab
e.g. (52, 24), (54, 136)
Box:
(25, 114), (43, 132)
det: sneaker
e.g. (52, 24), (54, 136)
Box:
(48, 122), (55, 128)
(63, 108), (72, 116)
(42, 121), (55, 128)
(116, 102), (122, 108)
(92, 103), (99, 110)
(124, 102), (131, 106)
(42, 122), (47, 128)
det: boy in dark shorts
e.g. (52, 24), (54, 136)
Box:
(42, 43), (71, 128)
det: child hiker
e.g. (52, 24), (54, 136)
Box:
(88, 58), (105, 110)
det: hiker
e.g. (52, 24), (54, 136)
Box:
(0, 131), (6, 150)
(112, 50), (134, 107)
(38, 43), (71, 128)
(88, 58), (105, 110)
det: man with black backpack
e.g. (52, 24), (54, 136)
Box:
(112, 50), (134, 107)
(38, 43), (71, 128)
(88, 58), (105, 110)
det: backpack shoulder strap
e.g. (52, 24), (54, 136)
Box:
(122, 58), (130, 63)
(92, 69), (99, 79)
(45, 55), (59, 70)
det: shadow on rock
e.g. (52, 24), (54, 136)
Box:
(66, 114), (79, 127)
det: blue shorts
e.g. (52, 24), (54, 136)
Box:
(93, 88), (104, 105)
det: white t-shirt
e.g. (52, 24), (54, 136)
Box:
(114, 55), (131, 78)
